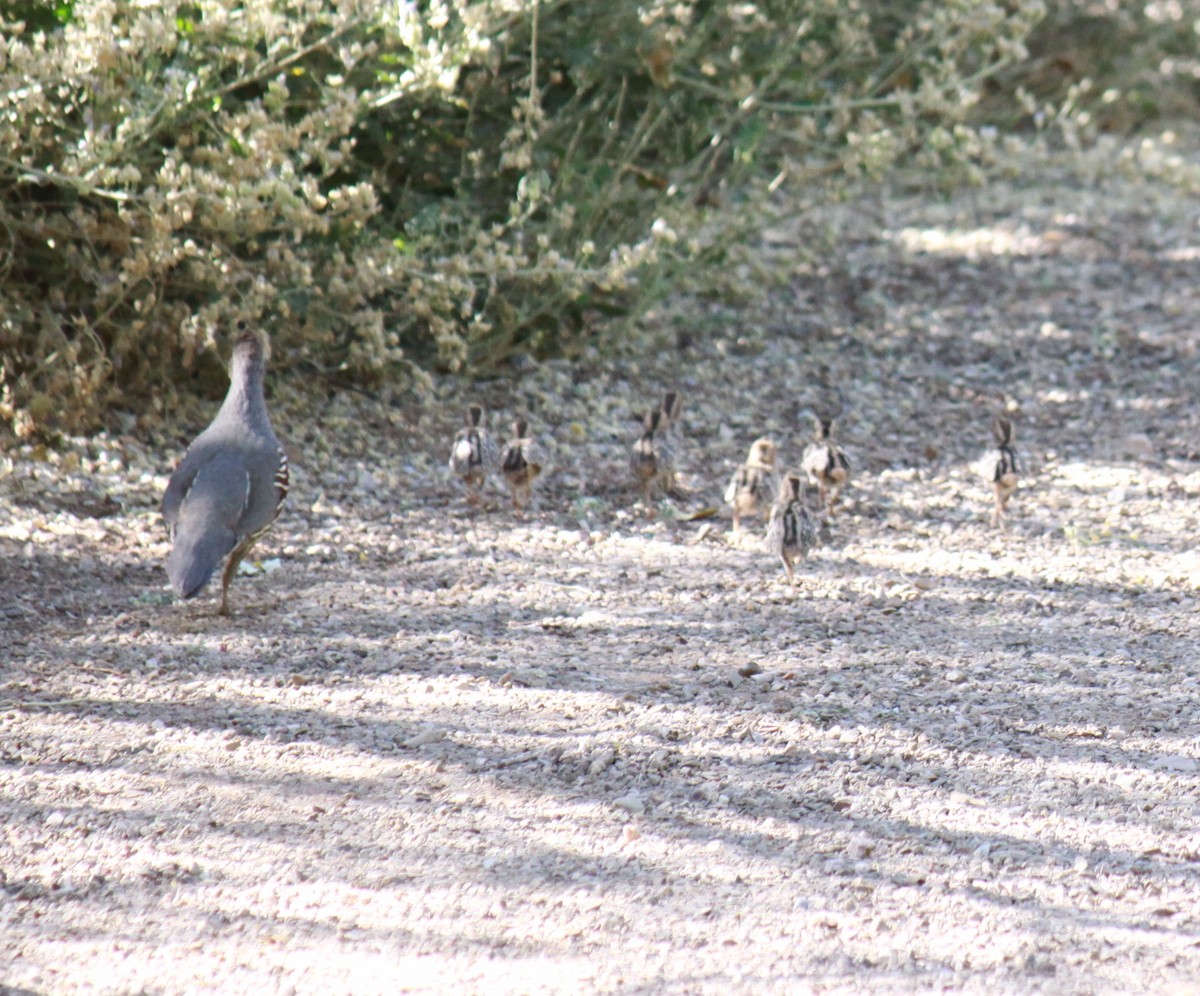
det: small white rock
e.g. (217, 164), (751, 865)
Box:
(848, 834), (875, 859)
(613, 794), (646, 816)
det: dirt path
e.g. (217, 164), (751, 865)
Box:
(5, 145), (1200, 994)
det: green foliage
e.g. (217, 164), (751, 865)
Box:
(0, 0), (1044, 435)
(981, 1), (1200, 137)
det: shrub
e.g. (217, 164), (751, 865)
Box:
(980, 1), (1200, 137)
(0, 0), (1044, 436)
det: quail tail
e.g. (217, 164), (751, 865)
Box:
(167, 516), (235, 599)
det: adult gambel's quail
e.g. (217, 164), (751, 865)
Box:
(161, 323), (289, 615)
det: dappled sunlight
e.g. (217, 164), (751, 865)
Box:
(1163, 245), (1200, 261)
(14, 139), (1200, 991)
(890, 224), (1049, 259)
(13, 659), (1200, 988)
(1054, 462), (1154, 491)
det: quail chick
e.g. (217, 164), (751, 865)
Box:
(984, 415), (1020, 527)
(500, 417), (544, 512)
(724, 437), (779, 531)
(765, 472), (818, 584)
(162, 322), (289, 615)
(449, 403), (499, 505)
(630, 408), (676, 507)
(659, 390), (687, 497)
(802, 412), (851, 514)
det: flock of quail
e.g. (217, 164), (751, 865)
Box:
(161, 328), (1021, 614)
(446, 387), (1020, 584)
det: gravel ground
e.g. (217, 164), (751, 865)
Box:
(5, 145), (1200, 994)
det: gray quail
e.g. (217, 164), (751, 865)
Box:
(984, 415), (1020, 527)
(724, 437), (779, 532)
(500, 417), (544, 512)
(766, 473), (818, 584)
(162, 323), (289, 615)
(449, 403), (499, 505)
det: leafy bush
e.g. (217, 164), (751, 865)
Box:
(0, 0), (1044, 436)
(980, 0), (1200, 137)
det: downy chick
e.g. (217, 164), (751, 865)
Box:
(500, 417), (544, 512)
(630, 408), (676, 506)
(765, 472), (818, 584)
(724, 437), (779, 531)
(801, 413), (851, 514)
(658, 390), (686, 496)
(448, 403), (499, 505)
(984, 415), (1020, 527)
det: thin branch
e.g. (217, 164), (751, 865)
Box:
(0, 156), (137, 202)
(0, 699), (94, 710)
(674, 58), (1018, 117)
(213, 18), (369, 102)
(529, 0), (539, 114)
